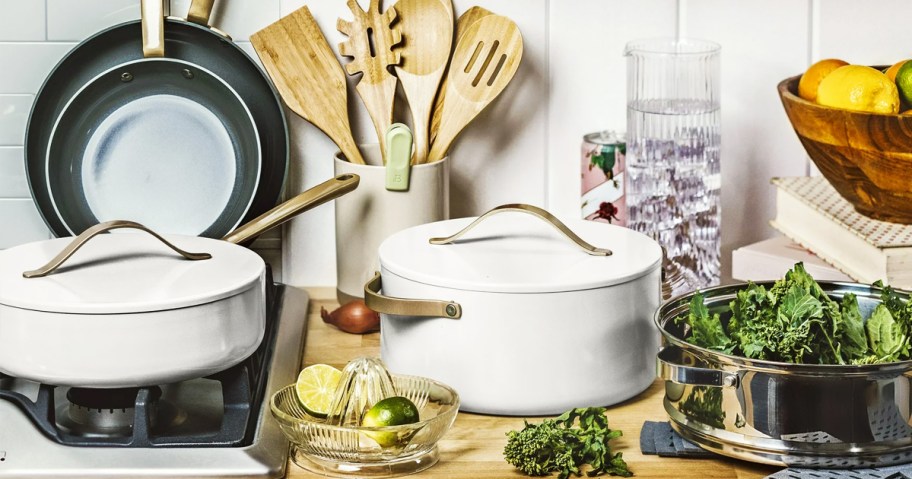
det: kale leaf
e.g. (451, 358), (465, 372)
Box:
(676, 263), (912, 365)
(504, 407), (632, 478)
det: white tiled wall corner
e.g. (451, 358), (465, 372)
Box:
(0, 147), (29, 198)
(0, 43), (75, 94)
(0, 95), (34, 146)
(46, 0), (139, 41)
(686, 0), (812, 281)
(0, 200), (53, 248)
(546, 0), (678, 223)
(818, 0), (912, 65)
(0, 1), (46, 41)
(171, 0), (280, 41)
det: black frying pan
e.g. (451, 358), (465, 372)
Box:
(25, 0), (288, 238)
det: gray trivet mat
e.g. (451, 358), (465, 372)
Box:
(639, 421), (715, 458)
(765, 468), (904, 479)
(640, 421), (657, 455)
(652, 422), (678, 457)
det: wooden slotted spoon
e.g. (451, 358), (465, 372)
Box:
(338, 0), (402, 163)
(428, 6), (492, 148)
(427, 14), (523, 163)
(250, 6), (365, 164)
(393, 0), (453, 165)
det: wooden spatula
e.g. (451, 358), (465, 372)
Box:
(250, 6), (365, 164)
(393, 0), (453, 165)
(427, 13), (522, 163)
(338, 0), (402, 162)
(428, 6), (492, 148)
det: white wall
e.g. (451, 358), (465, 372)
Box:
(1, 0), (906, 285)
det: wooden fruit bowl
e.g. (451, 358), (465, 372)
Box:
(778, 72), (912, 224)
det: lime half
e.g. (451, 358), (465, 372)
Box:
(361, 396), (420, 447)
(294, 364), (342, 418)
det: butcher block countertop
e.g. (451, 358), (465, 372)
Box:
(286, 289), (779, 479)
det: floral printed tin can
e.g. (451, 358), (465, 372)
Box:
(581, 130), (627, 226)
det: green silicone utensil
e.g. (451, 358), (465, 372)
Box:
(385, 123), (413, 191)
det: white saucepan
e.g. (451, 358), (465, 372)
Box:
(366, 204), (663, 415)
(0, 174), (358, 388)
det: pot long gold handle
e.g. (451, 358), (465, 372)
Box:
(429, 203), (612, 256)
(222, 174), (360, 245)
(657, 347), (739, 388)
(23, 220), (211, 279)
(186, 0), (215, 25)
(364, 273), (462, 319)
(141, 0), (165, 57)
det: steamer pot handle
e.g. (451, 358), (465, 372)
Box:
(364, 272), (462, 319)
(22, 220), (211, 278)
(657, 346), (740, 388)
(428, 204), (612, 256)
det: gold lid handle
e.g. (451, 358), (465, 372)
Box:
(23, 220), (211, 278)
(429, 203), (612, 256)
(364, 273), (461, 319)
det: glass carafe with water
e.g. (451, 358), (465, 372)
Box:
(625, 38), (721, 297)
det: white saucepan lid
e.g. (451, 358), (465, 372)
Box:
(0, 232), (264, 314)
(378, 208), (663, 294)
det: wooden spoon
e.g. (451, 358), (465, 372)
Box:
(429, 6), (492, 146)
(427, 14), (523, 163)
(250, 6), (365, 164)
(393, 0), (453, 165)
(338, 0), (402, 163)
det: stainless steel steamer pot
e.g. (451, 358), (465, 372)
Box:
(657, 282), (912, 468)
(366, 204), (663, 415)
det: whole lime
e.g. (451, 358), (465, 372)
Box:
(361, 396), (420, 447)
(895, 61), (912, 107)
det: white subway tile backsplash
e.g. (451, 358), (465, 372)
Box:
(0, 95), (34, 146)
(0, 44), (75, 94)
(0, 199), (51, 248)
(547, 0), (677, 223)
(819, 0), (912, 65)
(687, 0), (811, 280)
(0, 0), (46, 41)
(0, 147), (28, 198)
(170, 0), (280, 41)
(47, 0), (139, 41)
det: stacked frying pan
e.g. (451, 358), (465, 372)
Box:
(25, 0), (289, 238)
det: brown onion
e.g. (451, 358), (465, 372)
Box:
(321, 300), (380, 334)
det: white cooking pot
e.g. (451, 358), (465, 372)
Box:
(365, 204), (663, 415)
(0, 174), (358, 388)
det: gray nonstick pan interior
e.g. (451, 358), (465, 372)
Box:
(45, 59), (261, 237)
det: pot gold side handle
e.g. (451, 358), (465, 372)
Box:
(141, 0), (165, 57)
(23, 220), (211, 279)
(185, 0), (231, 39)
(657, 346), (739, 388)
(364, 273), (462, 319)
(428, 203), (612, 256)
(222, 174), (360, 246)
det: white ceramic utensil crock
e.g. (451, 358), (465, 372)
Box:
(366, 204), (663, 415)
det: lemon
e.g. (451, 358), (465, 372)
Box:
(798, 58), (848, 101)
(816, 65), (900, 114)
(294, 364), (342, 418)
(885, 59), (910, 82)
(361, 396), (420, 447)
